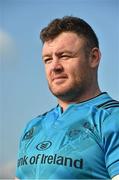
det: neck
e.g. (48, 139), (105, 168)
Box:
(58, 87), (101, 112)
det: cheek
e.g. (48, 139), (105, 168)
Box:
(70, 64), (88, 82)
(68, 64), (82, 77)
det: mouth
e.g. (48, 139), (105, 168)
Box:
(52, 75), (68, 84)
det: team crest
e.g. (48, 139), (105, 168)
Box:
(22, 127), (34, 140)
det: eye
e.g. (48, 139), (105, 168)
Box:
(60, 54), (70, 60)
(43, 58), (52, 64)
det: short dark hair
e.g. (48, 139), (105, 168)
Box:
(40, 16), (99, 50)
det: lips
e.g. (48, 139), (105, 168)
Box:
(52, 75), (68, 81)
(52, 75), (68, 83)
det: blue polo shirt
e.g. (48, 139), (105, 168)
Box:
(16, 92), (119, 179)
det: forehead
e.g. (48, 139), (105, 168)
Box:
(42, 32), (85, 56)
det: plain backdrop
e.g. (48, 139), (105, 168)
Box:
(0, 0), (119, 178)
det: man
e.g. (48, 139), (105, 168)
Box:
(15, 16), (119, 179)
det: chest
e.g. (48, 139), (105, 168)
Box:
(17, 118), (109, 179)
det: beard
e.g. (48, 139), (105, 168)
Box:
(48, 80), (87, 102)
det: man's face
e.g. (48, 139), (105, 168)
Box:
(42, 32), (96, 101)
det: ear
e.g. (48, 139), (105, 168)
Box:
(89, 48), (101, 68)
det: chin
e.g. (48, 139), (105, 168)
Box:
(50, 87), (69, 97)
(50, 88), (75, 100)
(52, 90), (68, 97)
(49, 84), (68, 93)
(49, 82), (78, 98)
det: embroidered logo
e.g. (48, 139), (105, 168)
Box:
(36, 141), (52, 151)
(23, 127), (34, 140)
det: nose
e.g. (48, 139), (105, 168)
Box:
(51, 58), (63, 73)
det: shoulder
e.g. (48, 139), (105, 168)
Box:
(94, 97), (119, 123)
(20, 107), (57, 140)
(98, 105), (119, 153)
(86, 95), (119, 136)
(96, 98), (119, 113)
(97, 98), (119, 125)
(95, 98), (119, 178)
(28, 107), (56, 129)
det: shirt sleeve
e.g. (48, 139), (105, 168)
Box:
(102, 110), (119, 178)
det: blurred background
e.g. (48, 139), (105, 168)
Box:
(0, 0), (119, 178)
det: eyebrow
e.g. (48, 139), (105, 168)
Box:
(42, 50), (73, 59)
(56, 51), (73, 56)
